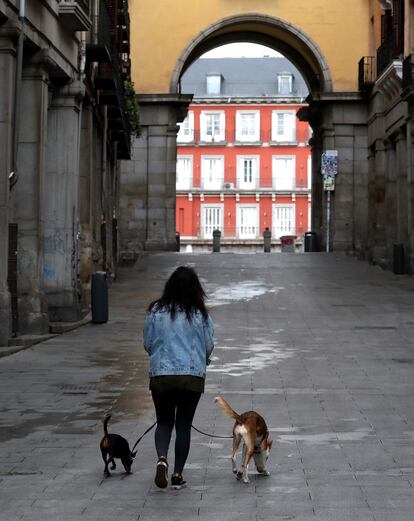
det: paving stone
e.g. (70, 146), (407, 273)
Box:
(0, 253), (414, 521)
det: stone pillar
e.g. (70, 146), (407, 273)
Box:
(305, 94), (368, 253)
(14, 56), (49, 334)
(119, 94), (192, 257)
(44, 81), (83, 322)
(368, 139), (386, 265)
(78, 104), (95, 310)
(0, 33), (15, 344)
(384, 138), (397, 265)
(407, 114), (414, 271)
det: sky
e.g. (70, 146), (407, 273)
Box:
(201, 42), (282, 59)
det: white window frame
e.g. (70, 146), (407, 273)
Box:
(206, 74), (222, 95)
(237, 204), (259, 239)
(272, 204), (296, 239)
(277, 74), (293, 95)
(200, 111), (225, 142)
(236, 155), (259, 190)
(201, 204), (223, 238)
(176, 155), (193, 190)
(177, 111), (194, 143)
(272, 156), (296, 191)
(201, 155), (224, 190)
(271, 110), (296, 142)
(235, 110), (260, 142)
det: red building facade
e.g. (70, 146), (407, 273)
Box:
(176, 58), (312, 250)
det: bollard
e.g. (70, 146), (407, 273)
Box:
(393, 243), (405, 274)
(212, 229), (221, 253)
(263, 227), (271, 253)
(91, 271), (108, 323)
(175, 231), (180, 252)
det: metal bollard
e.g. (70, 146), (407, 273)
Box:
(212, 229), (221, 253)
(393, 243), (405, 274)
(263, 227), (271, 253)
(175, 231), (180, 252)
(91, 271), (108, 324)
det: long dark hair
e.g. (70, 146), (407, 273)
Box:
(148, 266), (208, 321)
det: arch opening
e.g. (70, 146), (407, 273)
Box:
(170, 14), (333, 96)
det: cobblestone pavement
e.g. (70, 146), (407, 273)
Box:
(1, 252), (414, 521)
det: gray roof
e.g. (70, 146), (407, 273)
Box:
(180, 57), (309, 100)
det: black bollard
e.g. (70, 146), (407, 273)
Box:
(91, 271), (108, 324)
(263, 227), (271, 253)
(212, 229), (221, 253)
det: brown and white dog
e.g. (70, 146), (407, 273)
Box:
(215, 396), (272, 483)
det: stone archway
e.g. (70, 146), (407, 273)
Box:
(120, 13), (368, 257)
(170, 13), (333, 96)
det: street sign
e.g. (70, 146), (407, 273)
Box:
(321, 150), (338, 177)
(323, 174), (335, 192)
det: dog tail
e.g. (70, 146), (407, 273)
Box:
(215, 396), (241, 422)
(103, 415), (111, 436)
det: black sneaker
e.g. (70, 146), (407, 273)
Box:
(171, 473), (186, 490)
(154, 457), (168, 489)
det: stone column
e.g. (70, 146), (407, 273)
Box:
(305, 94), (368, 253)
(78, 104), (95, 309)
(44, 81), (84, 322)
(0, 33), (15, 344)
(407, 114), (414, 271)
(384, 138), (397, 264)
(14, 56), (49, 334)
(119, 94), (192, 257)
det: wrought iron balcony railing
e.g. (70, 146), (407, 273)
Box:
(402, 54), (414, 90)
(87, 0), (111, 62)
(377, 36), (395, 77)
(358, 56), (375, 92)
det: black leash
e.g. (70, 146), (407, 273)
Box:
(191, 425), (233, 439)
(131, 421), (157, 452)
(131, 421), (232, 451)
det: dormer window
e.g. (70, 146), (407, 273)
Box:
(277, 74), (293, 95)
(206, 74), (222, 95)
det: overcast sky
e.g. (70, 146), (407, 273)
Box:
(201, 42), (282, 59)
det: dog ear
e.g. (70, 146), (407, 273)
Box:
(268, 439), (273, 449)
(131, 451), (137, 458)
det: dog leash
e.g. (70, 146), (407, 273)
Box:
(191, 425), (233, 439)
(131, 421), (232, 451)
(131, 421), (157, 452)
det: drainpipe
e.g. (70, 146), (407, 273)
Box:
(11, 0), (25, 190)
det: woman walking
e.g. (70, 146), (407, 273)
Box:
(143, 266), (214, 489)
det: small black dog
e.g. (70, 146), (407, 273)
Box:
(100, 415), (136, 477)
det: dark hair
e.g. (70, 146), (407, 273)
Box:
(148, 266), (208, 321)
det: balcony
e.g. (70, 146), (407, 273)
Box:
(358, 56), (375, 93)
(58, 0), (91, 32)
(86, 0), (111, 63)
(377, 36), (396, 78)
(402, 55), (414, 90)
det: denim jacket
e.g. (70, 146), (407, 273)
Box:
(143, 309), (214, 378)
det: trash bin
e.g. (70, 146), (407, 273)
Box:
(393, 243), (405, 274)
(304, 231), (319, 252)
(91, 271), (108, 323)
(280, 235), (296, 252)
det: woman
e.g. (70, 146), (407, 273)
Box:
(143, 266), (214, 489)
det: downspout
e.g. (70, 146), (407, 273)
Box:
(10, 0), (25, 190)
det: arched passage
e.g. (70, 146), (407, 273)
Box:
(170, 14), (333, 96)
(120, 11), (369, 257)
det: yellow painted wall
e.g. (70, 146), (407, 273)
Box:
(130, 0), (374, 93)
